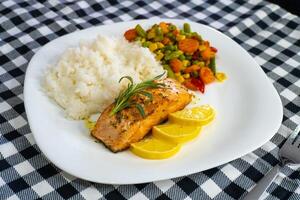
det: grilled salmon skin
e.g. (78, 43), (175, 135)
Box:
(91, 78), (192, 152)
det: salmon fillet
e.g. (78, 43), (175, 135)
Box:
(91, 78), (192, 152)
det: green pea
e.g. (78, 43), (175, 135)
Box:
(180, 30), (185, 35)
(166, 32), (173, 38)
(142, 41), (150, 47)
(179, 54), (186, 61)
(183, 23), (191, 33)
(135, 24), (146, 38)
(164, 51), (183, 60)
(165, 50), (171, 55)
(170, 45), (177, 51)
(168, 24), (176, 31)
(164, 45), (173, 51)
(191, 71), (199, 78)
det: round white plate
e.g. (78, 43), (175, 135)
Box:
(24, 19), (283, 184)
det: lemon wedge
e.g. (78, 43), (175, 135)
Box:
(169, 105), (215, 126)
(153, 124), (201, 143)
(130, 137), (180, 159)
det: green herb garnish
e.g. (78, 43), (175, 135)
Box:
(110, 73), (166, 117)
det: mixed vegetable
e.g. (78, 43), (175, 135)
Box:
(124, 22), (226, 93)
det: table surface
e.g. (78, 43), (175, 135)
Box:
(0, 0), (299, 200)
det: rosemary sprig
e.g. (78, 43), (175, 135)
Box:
(110, 73), (166, 117)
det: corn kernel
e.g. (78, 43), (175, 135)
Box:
(174, 73), (181, 77)
(155, 52), (164, 60)
(141, 38), (146, 43)
(198, 45), (206, 51)
(156, 42), (164, 49)
(147, 30), (156, 39)
(176, 35), (186, 41)
(216, 72), (227, 82)
(149, 43), (158, 52)
(198, 61), (205, 67)
(182, 60), (190, 67)
(183, 73), (190, 78)
(177, 75), (185, 83)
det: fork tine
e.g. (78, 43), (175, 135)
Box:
(291, 124), (300, 147)
(293, 136), (300, 148)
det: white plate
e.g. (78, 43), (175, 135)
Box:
(24, 19), (283, 184)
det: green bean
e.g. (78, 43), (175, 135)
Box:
(163, 65), (175, 78)
(155, 27), (163, 36)
(209, 57), (216, 75)
(135, 24), (146, 38)
(179, 54), (186, 61)
(164, 45), (173, 51)
(164, 51), (183, 60)
(152, 26), (163, 41)
(165, 50), (171, 55)
(192, 32), (202, 41)
(183, 23), (191, 33)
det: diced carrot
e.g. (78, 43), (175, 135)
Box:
(162, 37), (171, 45)
(169, 58), (182, 73)
(200, 67), (215, 84)
(201, 48), (214, 60)
(183, 79), (197, 90)
(184, 65), (200, 73)
(173, 29), (179, 35)
(124, 29), (137, 41)
(178, 38), (199, 54)
(159, 22), (169, 33)
(203, 41), (210, 47)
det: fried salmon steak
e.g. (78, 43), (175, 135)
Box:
(91, 78), (192, 152)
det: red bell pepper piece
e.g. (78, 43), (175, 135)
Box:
(191, 78), (205, 93)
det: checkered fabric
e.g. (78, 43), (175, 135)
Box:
(0, 0), (299, 199)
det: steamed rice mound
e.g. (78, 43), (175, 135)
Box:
(44, 35), (164, 119)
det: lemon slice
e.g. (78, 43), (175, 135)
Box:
(153, 124), (201, 143)
(169, 105), (215, 126)
(130, 137), (180, 159)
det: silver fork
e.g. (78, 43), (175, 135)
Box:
(244, 124), (300, 200)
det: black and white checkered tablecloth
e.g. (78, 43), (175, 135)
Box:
(0, 0), (299, 199)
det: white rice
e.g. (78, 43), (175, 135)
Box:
(44, 35), (164, 119)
